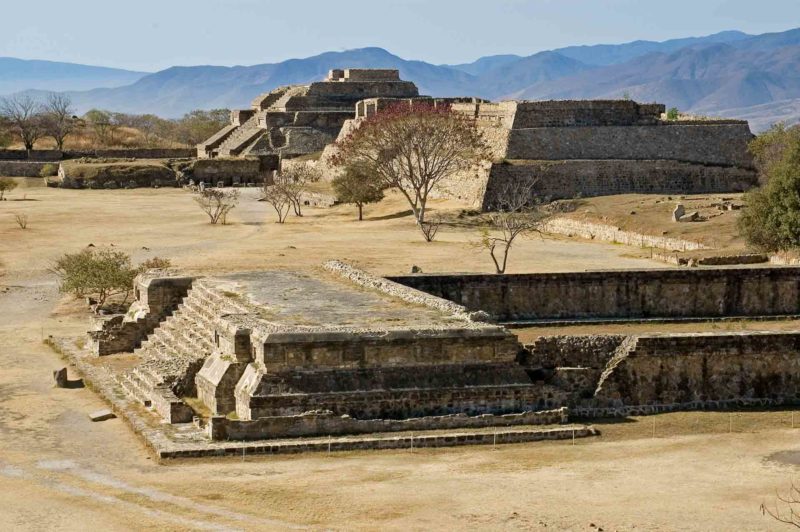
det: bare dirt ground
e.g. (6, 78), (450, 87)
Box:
(556, 193), (749, 256)
(1, 179), (799, 531)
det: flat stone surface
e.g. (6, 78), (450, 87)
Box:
(206, 271), (467, 330)
(89, 409), (116, 422)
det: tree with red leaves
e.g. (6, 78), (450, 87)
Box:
(330, 102), (489, 225)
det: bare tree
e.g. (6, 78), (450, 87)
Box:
(0, 94), (44, 151)
(261, 174), (292, 223)
(762, 481), (800, 528)
(13, 213), (29, 229)
(194, 188), (239, 225)
(420, 216), (442, 242)
(477, 177), (544, 274)
(42, 93), (77, 150)
(330, 102), (489, 225)
(84, 109), (115, 146)
(281, 164), (322, 217)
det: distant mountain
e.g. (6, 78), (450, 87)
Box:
(37, 48), (481, 117)
(509, 30), (800, 130)
(4, 28), (800, 130)
(550, 30), (751, 66)
(446, 54), (522, 76)
(0, 57), (147, 95)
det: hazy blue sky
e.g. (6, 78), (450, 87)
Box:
(2, 0), (798, 71)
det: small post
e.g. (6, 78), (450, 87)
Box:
(652, 417), (656, 438)
(572, 428), (575, 446)
(328, 436), (331, 455)
(242, 446), (245, 462)
(410, 432), (414, 453)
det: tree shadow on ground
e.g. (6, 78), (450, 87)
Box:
(365, 209), (415, 221)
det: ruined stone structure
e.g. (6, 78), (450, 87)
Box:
(197, 69), (419, 160)
(88, 263), (800, 445)
(196, 69), (756, 205)
(443, 100), (758, 207)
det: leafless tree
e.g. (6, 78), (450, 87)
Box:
(419, 216), (442, 242)
(477, 177), (544, 274)
(280, 164), (322, 217)
(261, 174), (293, 223)
(0, 94), (44, 151)
(194, 188), (239, 225)
(330, 102), (489, 225)
(13, 213), (29, 229)
(42, 93), (77, 150)
(762, 481), (800, 528)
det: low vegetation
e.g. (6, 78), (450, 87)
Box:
(0, 177), (17, 200)
(0, 92), (229, 150)
(194, 188), (239, 225)
(738, 124), (800, 251)
(51, 248), (171, 310)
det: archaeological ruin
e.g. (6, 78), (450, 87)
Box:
(194, 68), (757, 208)
(70, 259), (800, 457)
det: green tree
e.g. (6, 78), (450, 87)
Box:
(51, 248), (138, 309)
(749, 123), (800, 181)
(666, 107), (679, 120)
(332, 164), (385, 221)
(0, 177), (18, 200)
(738, 132), (800, 251)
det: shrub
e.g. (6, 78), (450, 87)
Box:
(738, 133), (800, 251)
(194, 188), (239, 224)
(51, 248), (139, 309)
(666, 107), (679, 120)
(39, 163), (59, 177)
(0, 177), (17, 200)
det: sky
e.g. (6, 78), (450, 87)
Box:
(1, 0), (798, 72)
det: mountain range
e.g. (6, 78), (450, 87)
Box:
(3, 28), (799, 131)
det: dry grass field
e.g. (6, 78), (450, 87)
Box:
(1, 177), (799, 531)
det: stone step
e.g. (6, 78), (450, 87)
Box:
(118, 372), (152, 406)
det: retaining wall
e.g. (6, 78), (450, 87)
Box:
(483, 159), (757, 204)
(0, 161), (57, 177)
(388, 267), (800, 322)
(505, 124), (754, 167)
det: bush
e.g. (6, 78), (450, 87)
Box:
(51, 249), (174, 310)
(51, 248), (139, 309)
(0, 177), (17, 200)
(666, 107), (679, 120)
(738, 133), (800, 251)
(39, 163), (59, 177)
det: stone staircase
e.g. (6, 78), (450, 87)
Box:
(270, 85), (308, 111)
(117, 280), (249, 408)
(215, 113), (266, 157)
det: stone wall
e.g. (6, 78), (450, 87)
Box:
(591, 332), (800, 414)
(0, 161), (57, 177)
(184, 156), (277, 185)
(524, 335), (626, 368)
(483, 159), (758, 203)
(539, 217), (709, 251)
(510, 100), (665, 128)
(505, 124), (754, 167)
(56, 161), (177, 189)
(0, 148), (195, 160)
(208, 407), (568, 440)
(388, 267), (800, 322)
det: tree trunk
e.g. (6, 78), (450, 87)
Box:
(357, 203), (363, 221)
